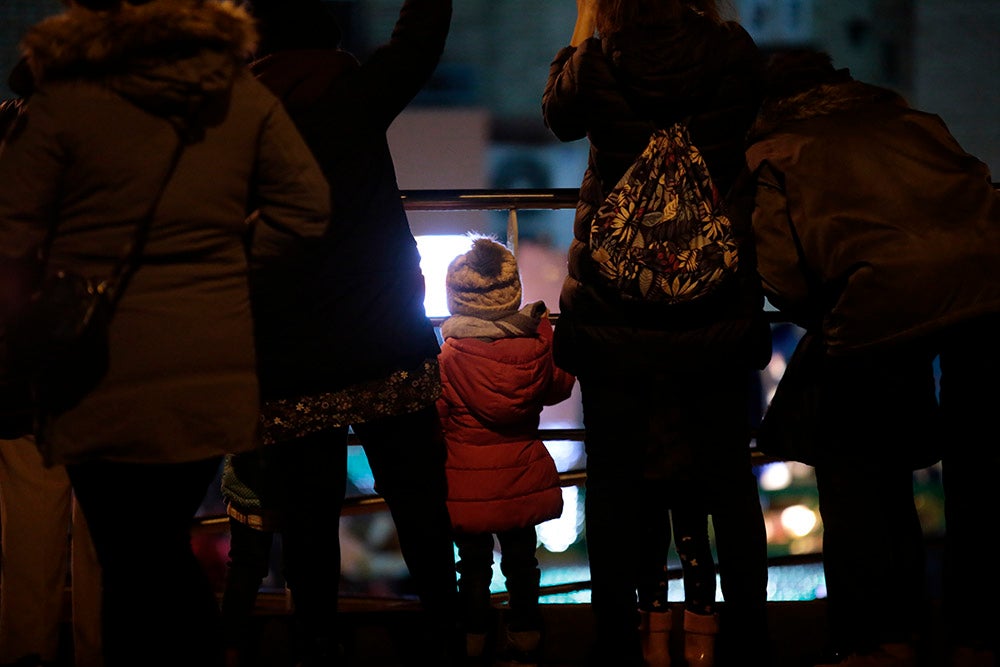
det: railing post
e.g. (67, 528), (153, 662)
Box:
(507, 208), (519, 256)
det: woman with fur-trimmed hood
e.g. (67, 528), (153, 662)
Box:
(0, 1), (329, 665)
(747, 49), (1000, 667)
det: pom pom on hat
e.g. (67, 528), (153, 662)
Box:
(446, 236), (522, 320)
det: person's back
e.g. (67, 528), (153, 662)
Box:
(221, 1), (461, 664)
(747, 52), (1000, 354)
(437, 236), (576, 667)
(746, 48), (1000, 667)
(0, 0), (330, 464)
(247, 0), (450, 401)
(542, 1), (772, 666)
(0, 2), (329, 666)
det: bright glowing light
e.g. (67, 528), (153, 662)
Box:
(767, 354), (788, 381)
(780, 504), (819, 538)
(764, 354), (789, 403)
(415, 234), (476, 318)
(538, 487), (580, 553)
(759, 462), (793, 491)
(545, 440), (584, 471)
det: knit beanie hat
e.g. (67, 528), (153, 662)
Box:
(446, 237), (522, 320)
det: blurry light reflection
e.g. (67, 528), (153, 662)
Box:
(759, 462), (793, 491)
(781, 504), (819, 538)
(415, 234), (475, 317)
(538, 486), (581, 553)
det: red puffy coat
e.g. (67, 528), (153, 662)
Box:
(437, 312), (575, 534)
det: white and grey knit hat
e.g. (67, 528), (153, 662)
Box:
(446, 236), (522, 320)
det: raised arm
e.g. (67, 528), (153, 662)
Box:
(355, 0), (452, 128)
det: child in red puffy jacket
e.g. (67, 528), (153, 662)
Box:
(437, 236), (576, 667)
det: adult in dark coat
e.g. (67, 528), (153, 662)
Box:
(0, 1), (330, 665)
(747, 49), (1000, 667)
(222, 0), (460, 664)
(542, 1), (773, 665)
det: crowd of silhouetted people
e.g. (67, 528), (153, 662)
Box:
(1, 2), (998, 667)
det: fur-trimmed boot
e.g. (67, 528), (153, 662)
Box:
(683, 610), (719, 667)
(639, 609), (673, 667)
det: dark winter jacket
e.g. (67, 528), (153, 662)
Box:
(247, 0), (451, 403)
(746, 78), (1000, 355)
(542, 6), (772, 378)
(437, 303), (575, 534)
(0, 2), (330, 464)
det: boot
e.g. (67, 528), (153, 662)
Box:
(683, 610), (719, 667)
(639, 609), (673, 667)
(496, 564), (543, 666)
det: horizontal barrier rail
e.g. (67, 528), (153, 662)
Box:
(400, 187), (581, 211)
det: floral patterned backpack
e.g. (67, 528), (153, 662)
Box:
(588, 122), (739, 303)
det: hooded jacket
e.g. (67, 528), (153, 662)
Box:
(0, 1), (330, 464)
(246, 0), (451, 406)
(437, 303), (575, 534)
(746, 77), (1000, 354)
(541, 5), (771, 378)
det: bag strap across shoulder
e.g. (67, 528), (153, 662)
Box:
(102, 136), (187, 310)
(36, 132), (187, 315)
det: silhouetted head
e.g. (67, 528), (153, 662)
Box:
(595, 0), (728, 35)
(246, 0), (342, 56)
(762, 49), (854, 100)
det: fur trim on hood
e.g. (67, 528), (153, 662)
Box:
(21, 1), (256, 124)
(23, 1), (256, 79)
(748, 79), (909, 142)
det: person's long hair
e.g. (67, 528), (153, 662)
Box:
(595, 0), (726, 36)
